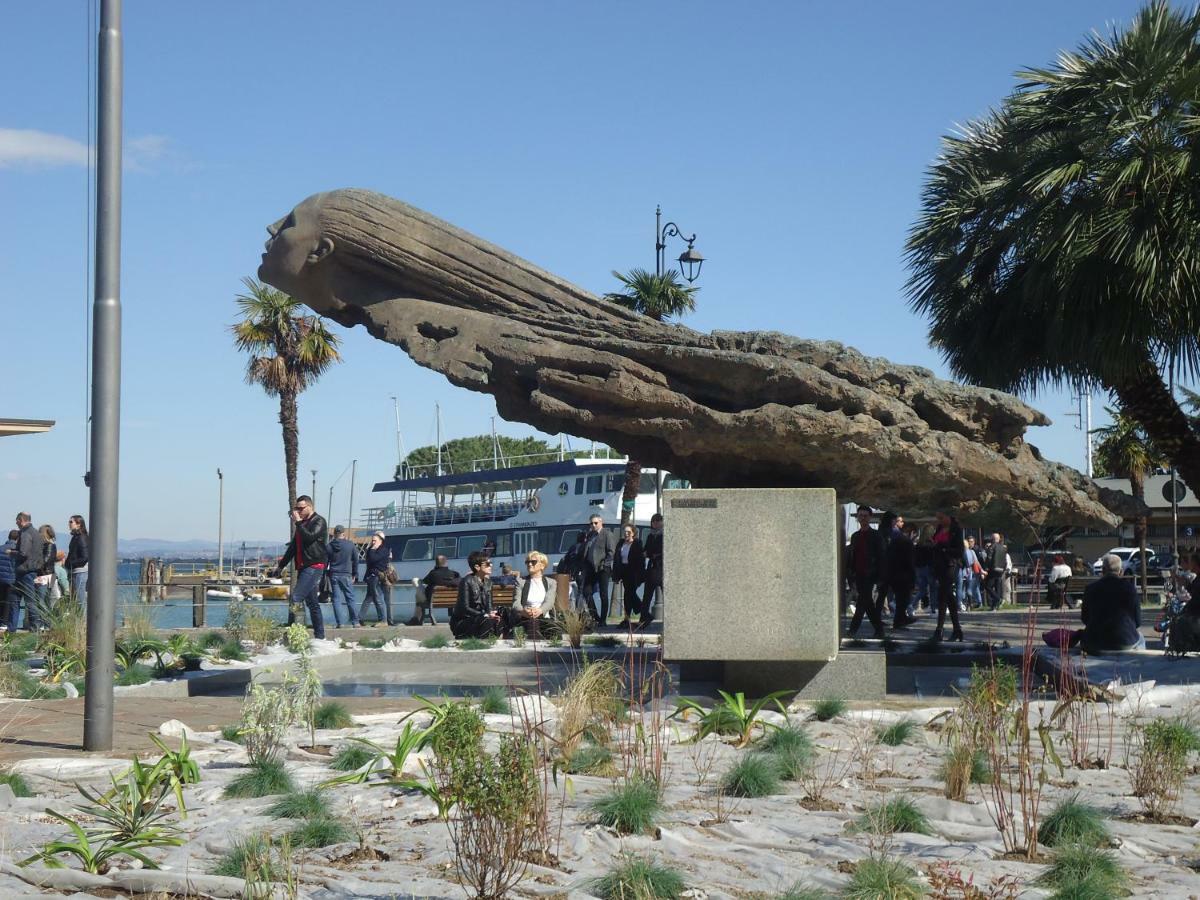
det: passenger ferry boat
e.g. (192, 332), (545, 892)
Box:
(361, 454), (686, 581)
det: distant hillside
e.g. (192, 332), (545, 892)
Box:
(118, 538), (285, 557)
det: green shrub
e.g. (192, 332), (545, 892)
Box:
(811, 697), (847, 722)
(211, 835), (283, 880)
(723, 754), (783, 798)
(430, 701), (485, 758)
(965, 662), (1018, 708)
(114, 664), (153, 686)
(421, 633), (450, 649)
(591, 779), (662, 834)
(1038, 794), (1110, 848)
(216, 639), (248, 662)
(199, 630), (226, 650)
(876, 719), (917, 747)
(565, 743), (617, 776)
(223, 758), (296, 799)
(0, 770), (32, 797)
(590, 856), (684, 899)
(265, 789), (327, 819)
(289, 816), (352, 848)
(1145, 718), (1200, 757)
(357, 637), (387, 649)
(330, 744), (374, 771)
(313, 700), (354, 730)
(219, 724), (242, 743)
(855, 796), (933, 836)
(585, 635), (622, 648)
(777, 886), (832, 900)
(457, 637), (490, 651)
(843, 856), (924, 899)
(478, 684), (510, 715)
(1036, 844), (1129, 897)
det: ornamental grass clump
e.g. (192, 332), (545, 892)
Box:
(330, 744), (374, 771)
(876, 718), (917, 747)
(940, 744), (989, 801)
(0, 770), (33, 797)
(811, 696), (847, 722)
(854, 796), (933, 836)
(843, 856), (924, 900)
(565, 743), (617, 777)
(1036, 844), (1129, 897)
(313, 699), (354, 730)
(289, 816), (352, 848)
(722, 754), (783, 798)
(590, 855), (685, 899)
(458, 637), (491, 651)
(421, 633), (450, 649)
(591, 778), (662, 834)
(211, 834), (284, 880)
(777, 886), (832, 900)
(265, 789), (327, 820)
(1037, 795), (1110, 849)
(1128, 717), (1200, 819)
(758, 724), (815, 779)
(223, 758), (296, 799)
(478, 684), (510, 715)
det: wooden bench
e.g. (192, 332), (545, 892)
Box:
(424, 577), (571, 623)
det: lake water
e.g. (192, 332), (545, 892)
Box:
(115, 560), (420, 629)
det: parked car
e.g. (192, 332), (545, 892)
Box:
(1091, 547), (1157, 577)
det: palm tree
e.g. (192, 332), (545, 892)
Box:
(906, 1), (1200, 492)
(605, 268), (699, 524)
(231, 277), (341, 510)
(1092, 408), (1163, 603)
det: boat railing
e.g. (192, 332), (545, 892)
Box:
(363, 498), (529, 531)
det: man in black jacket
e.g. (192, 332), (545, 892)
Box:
(641, 513), (664, 627)
(13, 512), (44, 631)
(845, 506), (885, 639)
(580, 514), (617, 625)
(880, 512), (917, 630)
(984, 532), (1008, 610)
(1080, 554), (1144, 652)
(451, 551), (502, 638)
(414, 555), (460, 625)
(272, 495), (329, 639)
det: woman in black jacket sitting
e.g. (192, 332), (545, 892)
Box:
(451, 551), (503, 638)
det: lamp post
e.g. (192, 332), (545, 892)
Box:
(311, 469), (317, 509)
(656, 205), (704, 283)
(653, 206), (704, 513)
(216, 468), (224, 579)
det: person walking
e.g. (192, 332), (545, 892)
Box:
(65, 515), (89, 604)
(580, 514), (616, 625)
(271, 495), (329, 640)
(845, 505), (886, 639)
(931, 510), (965, 642)
(13, 512), (44, 631)
(613, 523), (645, 628)
(325, 525), (361, 628)
(36, 525), (59, 609)
(641, 513), (664, 626)
(0, 529), (17, 632)
(984, 532), (1007, 610)
(880, 512), (917, 629)
(360, 531), (396, 626)
(963, 537), (985, 610)
(913, 525), (935, 614)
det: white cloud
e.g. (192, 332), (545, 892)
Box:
(0, 128), (89, 167)
(0, 128), (177, 171)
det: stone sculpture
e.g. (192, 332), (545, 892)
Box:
(258, 188), (1131, 531)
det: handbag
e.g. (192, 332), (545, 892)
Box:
(382, 566), (399, 586)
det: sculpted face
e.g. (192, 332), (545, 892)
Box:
(258, 194), (335, 305)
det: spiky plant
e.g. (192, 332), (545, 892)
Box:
(590, 855), (685, 899)
(855, 796), (933, 836)
(223, 759), (296, 799)
(591, 779), (661, 835)
(811, 697), (846, 722)
(723, 754), (783, 798)
(1038, 795), (1110, 848)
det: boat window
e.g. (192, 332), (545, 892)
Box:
(586, 475), (603, 494)
(574, 478), (584, 495)
(664, 476), (690, 489)
(513, 530), (537, 555)
(494, 533), (511, 556)
(607, 474), (623, 492)
(639, 472), (657, 494)
(459, 534), (486, 555)
(401, 538), (432, 561)
(559, 530), (580, 552)
(434, 537), (457, 558)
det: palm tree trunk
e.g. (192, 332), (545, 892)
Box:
(279, 388), (300, 508)
(1112, 360), (1200, 492)
(620, 459), (641, 527)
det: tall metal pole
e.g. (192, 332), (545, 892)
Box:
(1170, 369), (1179, 562)
(391, 395), (403, 468)
(217, 469), (224, 578)
(311, 469), (317, 506)
(655, 204), (663, 276)
(436, 403), (443, 475)
(347, 459), (357, 527)
(83, 0), (122, 752)
(1084, 392), (1094, 478)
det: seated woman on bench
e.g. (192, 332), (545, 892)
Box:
(512, 551), (557, 637)
(450, 551), (504, 638)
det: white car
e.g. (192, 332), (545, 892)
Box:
(1091, 547), (1156, 576)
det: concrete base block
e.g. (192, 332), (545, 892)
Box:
(680, 650), (886, 700)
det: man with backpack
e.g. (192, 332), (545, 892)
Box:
(13, 512), (44, 631)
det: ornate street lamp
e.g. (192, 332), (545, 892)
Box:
(655, 205), (705, 283)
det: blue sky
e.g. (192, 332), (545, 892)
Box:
(0, 0), (1159, 542)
